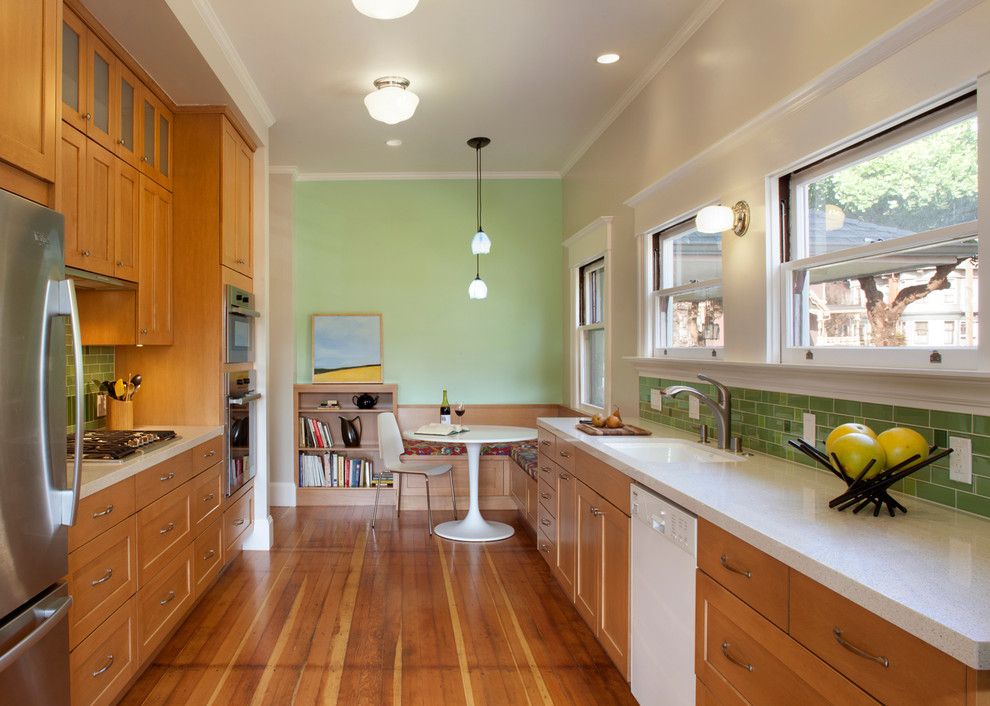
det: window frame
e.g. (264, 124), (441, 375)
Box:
(649, 217), (724, 358)
(778, 94), (980, 369)
(577, 257), (607, 412)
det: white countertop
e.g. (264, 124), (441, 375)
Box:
(75, 425), (224, 499)
(538, 416), (990, 670)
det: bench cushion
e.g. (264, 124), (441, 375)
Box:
(510, 443), (538, 480)
(402, 439), (539, 480)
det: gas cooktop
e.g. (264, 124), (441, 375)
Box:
(67, 430), (177, 461)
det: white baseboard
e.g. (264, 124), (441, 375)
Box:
(269, 481), (297, 507)
(243, 514), (274, 551)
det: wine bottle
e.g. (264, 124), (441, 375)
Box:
(440, 387), (451, 424)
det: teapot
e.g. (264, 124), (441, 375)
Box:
(340, 416), (362, 448)
(352, 393), (379, 410)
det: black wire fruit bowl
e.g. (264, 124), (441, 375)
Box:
(787, 438), (953, 517)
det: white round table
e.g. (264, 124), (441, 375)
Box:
(405, 425), (536, 542)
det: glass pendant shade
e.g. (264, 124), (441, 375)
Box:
(352, 0), (419, 19)
(695, 205), (735, 233)
(471, 230), (491, 255)
(468, 276), (488, 300)
(364, 78), (419, 125)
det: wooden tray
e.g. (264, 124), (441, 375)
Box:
(575, 423), (651, 436)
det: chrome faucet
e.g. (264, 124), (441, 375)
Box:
(662, 374), (732, 450)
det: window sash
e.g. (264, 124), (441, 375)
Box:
(579, 258), (605, 326)
(579, 323), (606, 410)
(651, 281), (724, 352)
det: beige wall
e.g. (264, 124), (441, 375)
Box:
(562, 0), (984, 414)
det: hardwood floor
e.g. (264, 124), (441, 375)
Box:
(119, 506), (636, 705)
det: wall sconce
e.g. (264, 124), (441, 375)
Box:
(695, 201), (750, 236)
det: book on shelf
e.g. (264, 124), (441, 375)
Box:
(299, 416), (333, 448)
(297, 451), (393, 489)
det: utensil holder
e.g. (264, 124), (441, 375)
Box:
(107, 399), (134, 430)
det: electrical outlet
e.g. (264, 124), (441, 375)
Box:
(650, 389), (663, 411)
(950, 436), (972, 484)
(688, 396), (700, 420)
(802, 413), (816, 445)
(96, 392), (108, 418)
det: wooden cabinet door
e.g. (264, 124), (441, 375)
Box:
(113, 159), (139, 281)
(81, 139), (115, 276)
(234, 135), (252, 275)
(221, 121), (252, 276)
(61, 7), (89, 133)
(137, 176), (172, 345)
(0, 0), (57, 181)
(598, 499), (629, 678)
(574, 479), (601, 633)
(58, 125), (86, 268)
(138, 89), (172, 191)
(554, 469), (577, 600)
(156, 104), (173, 190)
(114, 63), (141, 168)
(86, 33), (117, 152)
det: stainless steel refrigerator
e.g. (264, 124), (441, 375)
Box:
(0, 188), (84, 704)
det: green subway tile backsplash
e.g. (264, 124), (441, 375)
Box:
(639, 375), (990, 521)
(66, 328), (113, 433)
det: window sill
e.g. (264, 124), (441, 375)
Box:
(625, 356), (990, 415)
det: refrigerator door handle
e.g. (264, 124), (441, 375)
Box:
(0, 594), (72, 675)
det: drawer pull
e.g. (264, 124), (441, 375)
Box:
(589, 505), (604, 517)
(719, 554), (752, 579)
(159, 522), (176, 535)
(91, 654), (114, 678)
(92, 504), (114, 518)
(233, 518), (245, 526)
(540, 440), (552, 447)
(833, 627), (889, 668)
(159, 471), (176, 482)
(90, 568), (113, 586)
(541, 518), (551, 527)
(540, 466), (552, 474)
(558, 450), (571, 459)
(204, 449), (217, 458)
(159, 590), (176, 606)
(540, 492), (551, 500)
(203, 493), (216, 502)
(721, 641), (754, 672)
(559, 473), (570, 480)
(203, 549), (216, 560)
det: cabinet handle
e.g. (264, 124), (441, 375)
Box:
(235, 258), (246, 264)
(719, 554), (752, 579)
(205, 449), (217, 458)
(540, 492), (551, 500)
(203, 549), (216, 560)
(116, 260), (124, 266)
(81, 250), (91, 257)
(558, 450), (571, 459)
(589, 505), (604, 517)
(832, 627), (889, 668)
(540, 518), (551, 527)
(117, 138), (125, 145)
(540, 440), (552, 447)
(90, 568), (113, 586)
(159, 522), (175, 534)
(559, 473), (570, 480)
(233, 518), (245, 526)
(82, 112), (92, 120)
(540, 466), (551, 474)
(90, 654), (114, 678)
(140, 328), (149, 335)
(721, 641), (754, 672)
(160, 471), (175, 482)
(203, 493), (216, 502)
(159, 590), (176, 606)
(92, 504), (114, 518)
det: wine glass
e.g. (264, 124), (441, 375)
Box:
(455, 403), (466, 422)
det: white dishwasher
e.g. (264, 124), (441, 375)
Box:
(630, 484), (697, 706)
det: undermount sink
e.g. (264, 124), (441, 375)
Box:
(598, 438), (744, 464)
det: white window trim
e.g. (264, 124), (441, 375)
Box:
(778, 93), (983, 371)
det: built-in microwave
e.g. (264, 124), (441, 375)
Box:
(225, 285), (259, 364)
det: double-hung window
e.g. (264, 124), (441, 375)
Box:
(651, 220), (723, 353)
(780, 95), (979, 367)
(578, 258), (606, 410)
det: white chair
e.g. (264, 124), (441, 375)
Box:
(372, 412), (457, 534)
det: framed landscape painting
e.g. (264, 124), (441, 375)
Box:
(311, 314), (383, 383)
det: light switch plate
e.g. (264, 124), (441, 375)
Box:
(950, 436), (972, 484)
(802, 413), (816, 445)
(688, 396), (700, 420)
(650, 389), (663, 411)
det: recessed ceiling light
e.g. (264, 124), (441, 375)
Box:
(386, 139), (403, 147)
(597, 53), (620, 65)
(352, 0), (418, 20)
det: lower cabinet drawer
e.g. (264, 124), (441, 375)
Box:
(538, 476), (556, 517)
(192, 462), (224, 531)
(68, 517), (138, 649)
(789, 570), (968, 706)
(697, 571), (877, 706)
(537, 503), (556, 539)
(537, 529), (554, 566)
(194, 518), (224, 598)
(69, 479), (136, 552)
(70, 600), (137, 706)
(137, 543), (194, 662)
(223, 487), (254, 557)
(137, 482), (192, 585)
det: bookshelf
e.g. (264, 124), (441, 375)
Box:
(294, 383), (398, 505)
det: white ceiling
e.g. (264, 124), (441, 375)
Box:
(203, 0), (704, 174)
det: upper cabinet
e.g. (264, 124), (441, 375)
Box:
(221, 120), (252, 277)
(61, 6), (116, 150)
(137, 176), (172, 345)
(115, 64), (141, 168)
(61, 7), (88, 132)
(0, 0), (58, 182)
(140, 90), (172, 191)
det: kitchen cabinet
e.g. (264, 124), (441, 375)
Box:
(115, 63), (142, 168)
(58, 125), (86, 266)
(78, 137), (115, 276)
(61, 7), (118, 152)
(553, 466), (576, 599)
(0, 0), (58, 183)
(61, 7), (89, 132)
(137, 175), (173, 345)
(221, 119), (253, 277)
(140, 90), (173, 191)
(114, 159), (140, 281)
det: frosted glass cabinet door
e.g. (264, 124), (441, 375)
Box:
(138, 91), (173, 190)
(61, 8), (89, 132)
(141, 97), (155, 168)
(115, 65), (141, 168)
(88, 36), (114, 148)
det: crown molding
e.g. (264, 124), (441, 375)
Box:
(563, 216), (613, 249)
(268, 165), (299, 178)
(189, 0), (276, 127)
(623, 0), (982, 208)
(294, 171), (561, 182)
(560, 0), (724, 176)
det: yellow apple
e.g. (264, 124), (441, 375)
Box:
(830, 432), (886, 479)
(825, 423), (877, 456)
(877, 427), (929, 469)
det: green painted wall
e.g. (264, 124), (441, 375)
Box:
(294, 179), (563, 404)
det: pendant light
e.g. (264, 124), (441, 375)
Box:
(364, 77), (420, 125)
(467, 137), (491, 300)
(352, 0), (418, 20)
